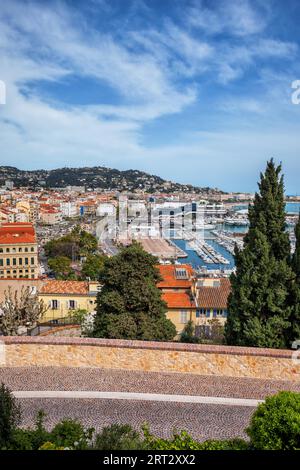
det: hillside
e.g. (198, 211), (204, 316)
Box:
(0, 166), (222, 194)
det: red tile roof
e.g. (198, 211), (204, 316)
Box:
(157, 264), (194, 289)
(0, 222), (36, 245)
(197, 278), (231, 309)
(162, 291), (195, 309)
(40, 280), (89, 295)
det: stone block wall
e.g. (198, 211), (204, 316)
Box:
(1, 337), (299, 381)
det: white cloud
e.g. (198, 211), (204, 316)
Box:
(0, 0), (299, 193)
(186, 0), (270, 37)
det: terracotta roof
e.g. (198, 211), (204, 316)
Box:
(39, 280), (89, 295)
(0, 223), (36, 245)
(157, 264), (194, 289)
(0, 233), (36, 244)
(197, 278), (231, 309)
(162, 291), (195, 309)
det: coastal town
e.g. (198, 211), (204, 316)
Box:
(1, 0), (300, 459)
(0, 170), (299, 337)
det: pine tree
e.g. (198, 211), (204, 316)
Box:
(92, 242), (176, 341)
(225, 160), (293, 348)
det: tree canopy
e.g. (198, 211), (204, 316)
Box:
(92, 242), (176, 341)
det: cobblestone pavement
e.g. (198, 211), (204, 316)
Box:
(1, 367), (300, 398)
(18, 398), (254, 441)
(1, 367), (299, 441)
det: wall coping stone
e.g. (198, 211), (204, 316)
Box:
(1, 336), (294, 359)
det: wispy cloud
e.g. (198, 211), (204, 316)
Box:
(0, 0), (300, 191)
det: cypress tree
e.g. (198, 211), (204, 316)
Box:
(225, 160), (293, 348)
(287, 214), (300, 342)
(292, 214), (300, 276)
(247, 159), (291, 262)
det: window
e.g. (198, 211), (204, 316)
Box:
(206, 309), (211, 318)
(31, 247), (34, 252)
(68, 300), (76, 310)
(51, 300), (59, 310)
(6, 248), (10, 253)
(13, 258), (16, 266)
(31, 258), (35, 265)
(25, 258), (29, 265)
(0, 248), (3, 253)
(0, 259), (3, 267)
(180, 310), (188, 324)
(6, 259), (10, 266)
(19, 258), (22, 265)
(175, 268), (188, 280)
(25, 247), (28, 252)
(19, 247), (22, 252)
(196, 308), (206, 317)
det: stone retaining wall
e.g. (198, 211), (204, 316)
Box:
(1, 337), (299, 381)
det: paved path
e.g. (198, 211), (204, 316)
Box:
(1, 367), (299, 441)
(13, 390), (263, 407)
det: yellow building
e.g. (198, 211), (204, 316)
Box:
(0, 222), (39, 279)
(39, 280), (100, 321)
(192, 277), (231, 331)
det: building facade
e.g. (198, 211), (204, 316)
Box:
(0, 222), (39, 279)
(39, 280), (99, 321)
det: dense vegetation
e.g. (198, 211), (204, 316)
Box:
(180, 319), (224, 344)
(92, 243), (176, 341)
(0, 165), (219, 194)
(1, 385), (300, 450)
(44, 226), (104, 280)
(225, 160), (300, 348)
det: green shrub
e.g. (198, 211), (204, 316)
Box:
(142, 426), (249, 450)
(39, 441), (66, 450)
(0, 383), (21, 449)
(93, 424), (144, 450)
(11, 410), (51, 450)
(50, 419), (94, 449)
(197, 438), (249, 450)
(247, 391), (300, 450)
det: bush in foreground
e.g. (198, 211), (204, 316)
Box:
(247, 391), (300, 450)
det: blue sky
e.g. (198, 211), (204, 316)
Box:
(0, 0), (300, 192)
